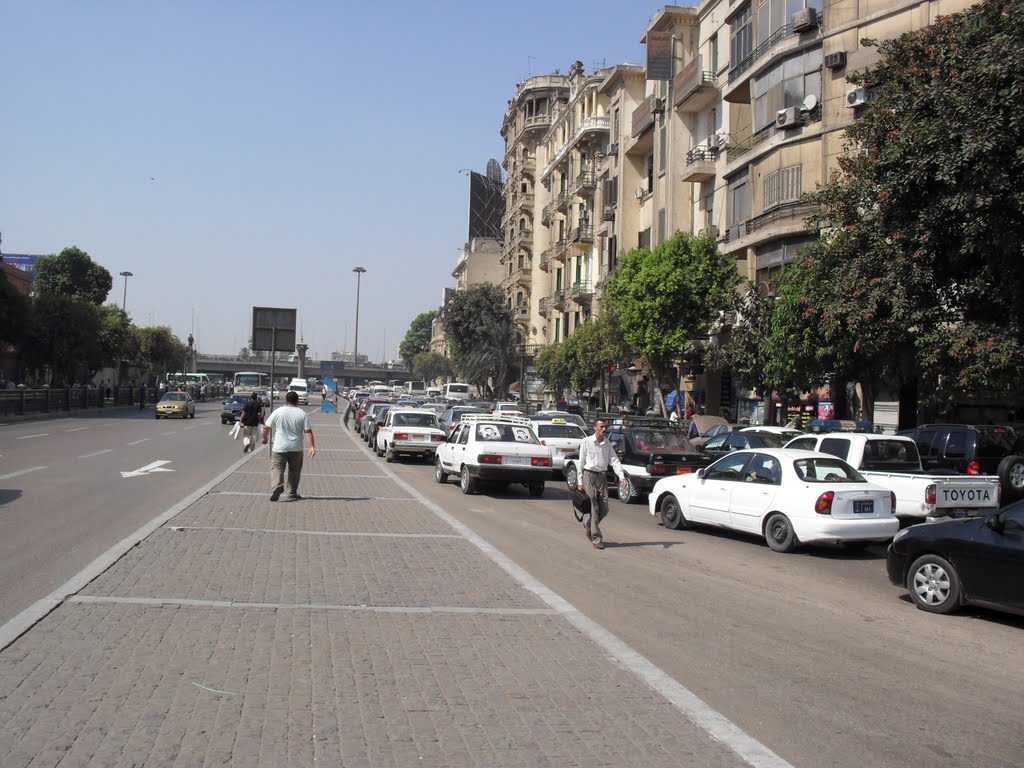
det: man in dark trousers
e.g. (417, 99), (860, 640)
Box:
(239, 392), (264, 454)
(262, 391), (316, 501)
(343, 397), (356, 429)
(576, 418), (626, 550)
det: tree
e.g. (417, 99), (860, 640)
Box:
(440, 284), (518, 396)
(706, 286), (780, 413)
(398, 310), (438, 369)
(98, 304), (132, 381)
(534, 343), (570, 403)
(33, 246), (113, 305)
(604, 231), (740, 415)
(22, 294), (103, 384)
(133, 326), (188, 380)
(563, 312), (630, 408)
(0, 270), (30, 350)
(411, 351), (450, 384)
(458, 313), (519, 398)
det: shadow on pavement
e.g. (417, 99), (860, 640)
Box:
(0, 489), (23, 506)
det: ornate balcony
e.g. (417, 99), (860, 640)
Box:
(539, 246), (555, 271)
(521, 156), (536, 175)
(572, 225), (594, 244)
(551, 289), (568, 311)
(573, 171), (597, 197)
(571, 280), (594, 302)
(554, 239), (568, 263)
(540, 203), (553, 227)
(538, 297), (553, 317)
(601, 205), (616, 222)
(554, 190), (570, 213)
(518, 192), (535, 213)
(514, 227), (533, 252)
(523, 113), (552, 134)
(514, 266), (532, 287)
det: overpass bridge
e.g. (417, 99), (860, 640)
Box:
(194, 354), (414, 388)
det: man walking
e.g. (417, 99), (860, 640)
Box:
(262, 391), (316, 501)
(343, 397), (355, 429)
(576, 418), (625, 550)
(239, 392), (264, 454)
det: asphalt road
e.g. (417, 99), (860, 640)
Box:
(2, 402), (1022, 767)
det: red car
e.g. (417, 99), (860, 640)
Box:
(356, 398), (389, 427)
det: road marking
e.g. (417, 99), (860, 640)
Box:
(160, 431), (176, 436)
(77, 449), (113, 459)
(121, 460), (175, 478)
(234, 471), (387, 478)
(126, 438), (149, 446)
(16, 433), (48, 440)
(183, 425), (198, 431)
(0, 466), (46, 481)
(211, 491), (414, 501)
(167, 525), (461, 539)
(65, 427), (88, 433)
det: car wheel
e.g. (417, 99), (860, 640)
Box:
(221, 419), (227, 424)
(374, 442), (384, 457)
(528, 481), (544, 498)
(190, 412), (195, 418)
(908, 554), (962, 614)
(618, 474), (637, 505)
(997, 454), (1024, 498)
(154, 414), (160, 420)
(764, 512), (798, 553)
(459, 465), (477, 495)
(385, 444), (396, 463)
(564, 464), (578, 491)
(434, 456), (447, 484)
(659, 493), (690, 530)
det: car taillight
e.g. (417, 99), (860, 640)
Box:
(966, 461), (981, 475)
(890, 491), (897, 514)
(531, 456), (550, 466)
(649, 463), (670, 475)
(479, 454), (502, 464)
(540, 439), (547, 446)
(814, 491), (834, 514)
(677, 466), (692, 475)
(431, 434), (444, 442)
(394, 432), (408, 440)
(925, 483), (936, 505)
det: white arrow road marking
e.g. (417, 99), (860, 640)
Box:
(121, 460), (175, 478)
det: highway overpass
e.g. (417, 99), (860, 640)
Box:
(194, 354), (414, 387)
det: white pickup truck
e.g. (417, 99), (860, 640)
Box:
(785, 433), (1000, 522)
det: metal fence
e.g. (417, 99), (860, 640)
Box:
(0, 384), (229, 417)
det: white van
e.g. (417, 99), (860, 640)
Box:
(369, 384), (391, 398)
(425, 387), (442, 399)
(287, 378), (309, 405)
(443, 382), (471, 401)
(404, 380), (427, 396)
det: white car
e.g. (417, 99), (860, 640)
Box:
(492, 401), (524, 417)
(435, 414), (552, 496)
(530, 417), (587, 475)
(375, 408), (446, 462)
(648, 448), (899, 553)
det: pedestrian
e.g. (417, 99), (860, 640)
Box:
(262, 390), (316, 501)
(239, 392), (264, 453)
(343, 397), (355, 429)
(576, 418), (626, 550)
(138, 382), (146, 410)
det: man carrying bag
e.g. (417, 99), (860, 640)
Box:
(239, 392), (264, 454)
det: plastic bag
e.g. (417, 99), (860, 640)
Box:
(229, 422), (241, 440)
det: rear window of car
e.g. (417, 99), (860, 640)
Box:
(859, 439), (921, 470)
(793, 458), (866, 483)
(537, 424), (586, 439)
(474, 424), (539, 443)
(393, 413), (439, 428)
(630, 429), (695, 452)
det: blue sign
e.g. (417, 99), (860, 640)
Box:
(320, 361), (345, 373)
(2, 253), (41, 279)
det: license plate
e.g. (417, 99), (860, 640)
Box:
(504, 456), (528, 466)
(412, 434), (425, 440)
(853, 500), (874, 514)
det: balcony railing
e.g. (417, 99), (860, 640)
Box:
(602, 205), (615, 222)
(515, 227), (533, 248)
(540, 246), (555, 270)
(573, 171), (596, 196)
(540, 203), (553, 226)
(572, 225), (594, 244)
(571, 280), (594, 300)
(523, 114), (552, 133)
(555, 239), (568, 261)
(514, 267), (531, 286)
(521, 157), (536, 174)
(554, 190), (570, 212)
(518, 192), (535, 212)
(673, 56), (717, 112)
(631, 96), (662, 138)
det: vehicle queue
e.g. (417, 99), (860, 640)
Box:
(335, 387), (1024, 621)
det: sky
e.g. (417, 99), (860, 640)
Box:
(1, 0), (663, 363)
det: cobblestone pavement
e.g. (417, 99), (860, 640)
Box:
(0, 412), (774, 767)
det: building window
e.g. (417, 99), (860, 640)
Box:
(646, 153), (655, 194)
(763, 165), (802, 210)
(752, 49), (822, 131)
(755, 236), (814, 274)
(730, 4), (753, 69)
(639, 228), (651, 249)
(657, 208), (666, 245)
(727, 169), (751, 240)
(710, 34), (719, 73)
(612, 108), (620, 142)
(518, 254), (525, 269)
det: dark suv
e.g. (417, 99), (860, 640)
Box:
(898, 424), (1024, 499)
(563, 415), (713, 505)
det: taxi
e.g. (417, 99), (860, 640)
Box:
(374, 408), (446, 462)
(529, 416), (586, 476)
(435, 414), (551, 497)
(155, 391), (195, 419)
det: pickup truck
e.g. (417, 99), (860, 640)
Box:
(784, 433), (1000, 522)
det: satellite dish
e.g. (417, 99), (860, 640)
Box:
(802, 94), (818, 112)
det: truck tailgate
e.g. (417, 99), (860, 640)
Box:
(933, 476), (1000, 509)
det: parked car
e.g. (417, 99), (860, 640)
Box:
(649, 449), (899, 552)
(563, 416), (713, 504)
(361, 403), (392, 445)
(899, 424), (1024, 500)
(440, 405), (488, 433)
(886, 501), (1024, 615)
(529, 417), (587, 476)
(491, 401), (524, 417)
(220, 394), (249, 424)
(355, 398), (389, 431)
(374, 408), (446, 462)
(435, 414), (551, 496)
(155, 392), (195, 420)
(701, 428), (796, 457)
(531, 410), (589, 432)
(686, 415), (731, 448)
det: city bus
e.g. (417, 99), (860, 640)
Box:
(233, 371), (269, 394)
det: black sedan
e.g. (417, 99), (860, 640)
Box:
(886, 502), (1024, 616)
(221, 394), (250, 424)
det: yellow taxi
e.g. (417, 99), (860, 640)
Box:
(155, 391), (195, 419)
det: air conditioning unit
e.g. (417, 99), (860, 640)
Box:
(824, 51), (847, 70)
(634, 186), (647, 199)
(846, 87), (870, 108)
(776, 107), (799, 129)
(790, 7), (818, 32)
(715, 129), (732, 148)
(706, 133), (720, 149)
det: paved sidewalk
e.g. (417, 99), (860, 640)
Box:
(0, 412), (780, 767)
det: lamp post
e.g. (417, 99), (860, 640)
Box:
(116, 271), (133, 394)
(352, 267), (366, 365)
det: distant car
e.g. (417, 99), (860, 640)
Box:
(530, 417), (587, 476)
(686, 415), (731, 448)
(701, 428), (797, 457)
(361, 403), (392, 445)
(649, 449), (899, 552)
(156, 392), (195, 420)
(531, 410), (588, 432)
(440, 406), (488, 433)
(374, 408), (446, 462)
(255, 388), (271, 407)
(220, 394), (249, 424)
(887, 501), (1024, 616)
(435, 414), (551, 496)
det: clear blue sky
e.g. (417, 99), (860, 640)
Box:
(1, 0), (664, 362)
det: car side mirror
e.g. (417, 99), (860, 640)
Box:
(985, 513), (1006, 533)
(696, 468), (706, 479)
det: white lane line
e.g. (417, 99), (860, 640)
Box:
(160, 431), (176, 436)
(234, 471), (387, 478)
(167, 525), (462, 539)
(356, 429), (795, 768)
(126, 438), (150, 446)
(16, 433), (48, 440)
(211, 491), (414, 501)
(0, 448), (260, 653)
(0, 466), (47, 481)
(68, 595), (556, 616)
(77, 449), (113, 459)
(183, 425), (198, 431)
(65, 427), (88, 433)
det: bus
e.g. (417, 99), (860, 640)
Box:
(233, 371), (269, 394)
(404, 380), (426, 396)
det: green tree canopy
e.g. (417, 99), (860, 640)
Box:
(534, 342), (570, 402)
(132, 326), (188, 379)
(34, 246), (113, 305)
(22, 294), (103, 384)
(563, 311), (630, 407)
(0, 270), (31, 350)
(440, 284), (518, 396)
(398, 310), (438, 369)
(411, 351), (450, 384)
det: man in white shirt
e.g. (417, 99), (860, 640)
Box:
(262, 391), (316, 501)
(576, 418), (625, 549)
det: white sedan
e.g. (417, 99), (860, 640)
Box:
(529, 417), (586, 475)
(374, 408), (446, 462)
(648, 448), (899, 552)
(435, 414), (551, 496)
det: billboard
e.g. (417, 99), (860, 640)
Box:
(468, 171), (503, 241)
(646, 31), (673, 80)
(251, 306), (297, 352)
(2, 253), (41, 280)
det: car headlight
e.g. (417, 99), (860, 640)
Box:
(892, 527), (912, 544)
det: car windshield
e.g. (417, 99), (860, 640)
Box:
(743, 431), (789, 448)
(537, 424), (586, 439)
(229, 395), (248, 404)
(793, 457), (866, 483)
(162, 393), (186, 401)
(629, 429), (694, 452)
(393, 412), (439, 428)
(474, 424), (540, 444)
(859, 439), (921, 471)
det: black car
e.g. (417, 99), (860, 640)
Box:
(899, 423), (1024, 499)
(564, 415), (713, 504)
(886, 502), (1024, 616)
(220, 394), (249, 424)
(439, 406), (487, 434)
(699, 429), (793, 457)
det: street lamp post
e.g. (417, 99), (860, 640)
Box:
(116, 271), (133, 397)
(352, 267), (366, 365)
